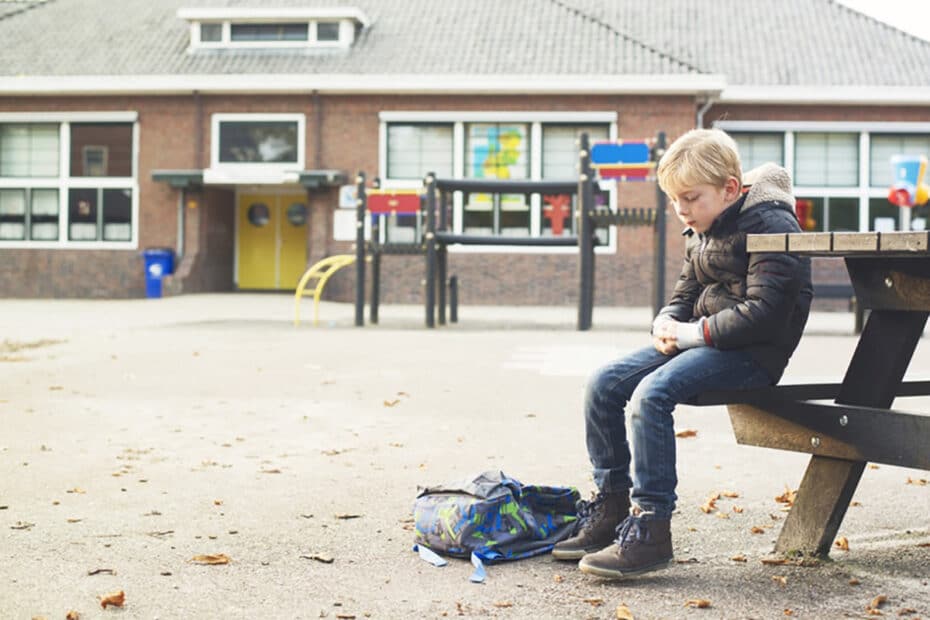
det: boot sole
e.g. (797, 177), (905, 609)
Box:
(551, 547), (598, 561)
(578, 558), (671, 579)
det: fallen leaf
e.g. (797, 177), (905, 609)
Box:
(584, 598), (604, 606)
(616, 604), (634, 620)
(868, 595), (888, 611)
(260, 468), (282, 474)
(849, 578), (861, 586)
(750, 526), (766, 534)
(301, 553), (334, 564)
(335, 513), (362, 520)
(322, 449), (346, 456)
(66, 611), (80, 620)
(905, 477), (928, 486)
(67, 518), (82, 523)
(897, 608), (917, 616)
(721, 491), (740, 498)
(66, 487), (86, 494)
(388, 442), (404, 448)
(775, 486), (797, 507)
(917, 542), (930, 548)
(684, 599), (711, 609)
(49, 385), (63, 391)
(383, 399), (400, 407)
(10, 521), (34, 530)
(397, 391), (410, 397)
(553, 574), (564, 583)
(715, 511), (729, 519)
(147, 530), (174, 538)
(335, 615), (355, 620)
(493, 601), (513, 608)
(784, 609), (794, 616)
(835, 537), (850, 551)
(772, 575), (788, 587)
(700, 493), (719, 514)
(762, 558), (790, 566)
(300, 514), (314, 519)
(190, 554), (230, 565)
(730, 554), (747, 562)
(733, 506), (744, 513)
(675, 429), (698, 438)
(99, 590), (125, 609)
(87, 568), (116, 576)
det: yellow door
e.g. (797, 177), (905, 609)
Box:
(278, 197), (309, 289)
(237, 193), (308, 290)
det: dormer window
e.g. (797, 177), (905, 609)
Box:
(179, 7), (369, 50)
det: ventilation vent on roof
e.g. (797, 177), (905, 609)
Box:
(177, 7), (369, 50)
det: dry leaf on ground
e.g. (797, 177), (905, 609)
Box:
(684, 599), (711, 608)
(10, 521), (34, 530)
(553, 574), (564, 583)
(675, 429), (698, 438)
(750, 526), (766, 534)
(775, 486), (797, 506)
(301, 553), (334, 564)
(99, 590), (125, 609)
(733, 506), (744, 513)
(335, 513), (362, 520)
(906, 477), (928, 486)
(783, 609), (794, 616)
(700, 493), (720, 514)
(87, 568), (116, 576)
(731, 554), (747, 562)
(849, 578), (861, 586)
(493, 601), (513, 608)
(867, 595), (888, 611)
(721, 491), (740, 498)
(835, 537), (850, 551)
(772, 575), (788, 587)
(66, 611), (80, 620)
(584, 598), (604, 606)
(190, 554), (230, 565)
(761, 558), (789, 566)
(383, 399), (400, 407)
(616, 604), (635, 619)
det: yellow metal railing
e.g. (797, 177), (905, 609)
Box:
(294, 254), (357, 326)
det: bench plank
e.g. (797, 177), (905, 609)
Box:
(690, 380), (930, 406)
(833, 232), (877, 252)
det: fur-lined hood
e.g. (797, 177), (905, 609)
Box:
(741, 163), (795, 212)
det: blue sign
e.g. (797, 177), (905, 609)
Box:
(590, 142), (650, 165)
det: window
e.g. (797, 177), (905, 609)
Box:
(869, 134), (930, 187)
(386, 124), (453, 179)
(200, 22), (222, 42)
(0, 117), (136, 247)
(218, 120), (299, 164)
(0, 124), (58, 177)
(795, 133), (858, 187)
(230, 23), (308, 42)
(316, 21), (340, 42)
(379, 113), (618, 249)
(795, 197), (859, 232)
(731, 133), (783, 171)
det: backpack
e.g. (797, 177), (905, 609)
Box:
(412, 470), (581, 562)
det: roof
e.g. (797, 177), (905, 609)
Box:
(1, 0), (929, 100)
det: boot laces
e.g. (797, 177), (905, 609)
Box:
(574, 492), (607, 533)
(615, 515), (649, 549)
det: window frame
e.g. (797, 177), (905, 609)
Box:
(0, 112), (139, 249)
(378, 111), (619, 254)
(210, 113), (306, 173)
(189, 19), (350, 49)
(714, 121), (930, 233)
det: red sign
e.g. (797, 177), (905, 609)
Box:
(367, 191), (421, 214)
(596, 164), (653, 180)
(543, 194), (572, 236)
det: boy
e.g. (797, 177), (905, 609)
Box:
(552, 128), (813, 579)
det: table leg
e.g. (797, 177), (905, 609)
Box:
(774, 309), (928, 556)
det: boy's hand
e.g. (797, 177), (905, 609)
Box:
(652, 319), (679, 355)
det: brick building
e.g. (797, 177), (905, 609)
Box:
(1, 0), (930, 309)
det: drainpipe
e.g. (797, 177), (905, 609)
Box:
(695, 96), (716, 129)
(176, 187), (185, 261)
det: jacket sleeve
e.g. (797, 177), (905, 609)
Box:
(705, 215), (806, 348)
(655, 237), (701, 326)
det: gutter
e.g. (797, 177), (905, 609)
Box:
(719, 85), (930, 106)
(0, 73), (728, 96)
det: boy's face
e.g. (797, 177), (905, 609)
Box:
(669, 177), (740, 234)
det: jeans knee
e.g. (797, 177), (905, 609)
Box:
(585, 365), (631, 417)
(628, 382), (673, 429)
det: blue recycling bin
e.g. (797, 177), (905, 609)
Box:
(141, 248), (175, 298)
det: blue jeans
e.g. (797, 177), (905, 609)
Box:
(585, 346), (772, 519)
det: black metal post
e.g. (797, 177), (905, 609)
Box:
(449, 275), (458, 323)
(355, 171), (366, 327)
(425, 173), (437, 328)
(577, 133), (595, 331)
(652, 132), (667, 318)
(437, 190), (448, 325)
(370, 250), (380, 324)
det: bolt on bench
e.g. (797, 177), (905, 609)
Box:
(690, 230), (930, 557)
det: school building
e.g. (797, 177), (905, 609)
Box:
(2, 0), (930, 309)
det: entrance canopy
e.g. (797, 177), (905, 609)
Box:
(151, 169), (347, 189)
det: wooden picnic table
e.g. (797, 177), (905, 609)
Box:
(695, 230), (930, 557)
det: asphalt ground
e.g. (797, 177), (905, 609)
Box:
(1, 295), (928, 619)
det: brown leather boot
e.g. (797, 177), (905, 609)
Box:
(551, 491), (630, 561)
(578, 513), (672, 579)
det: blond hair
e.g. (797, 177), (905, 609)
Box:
(656, 129), (741, 197)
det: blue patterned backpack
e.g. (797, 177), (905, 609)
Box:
(412, 470), (581, 562)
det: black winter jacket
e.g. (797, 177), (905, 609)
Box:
(656, 164), (813, 382)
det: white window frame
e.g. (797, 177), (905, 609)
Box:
(378, 111), (619, 254)
(209, 113), (306, 175)
(0, 112), (139, 250)
(182, 7), (367, 50)
(714, 120), (930, 233)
